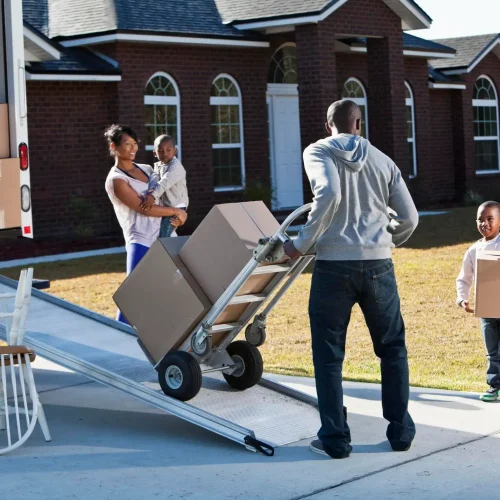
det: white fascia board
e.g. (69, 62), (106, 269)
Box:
(88, 48), (120, 68)
(233, 0), (349, 30)
(26, 72), (121, 82)
(61, 33), (269, 48)
(404, 49), (455, 59)
(392, 0), (431, 29)
(467, 37), (500, 73)
(429, 82), (466, 90)
(23, 26), (61, 60)
(350, 46), (455, 59)
(234, 0), (429, 31)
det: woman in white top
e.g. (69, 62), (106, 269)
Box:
(104, 124), (187, 323)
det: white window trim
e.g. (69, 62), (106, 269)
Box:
(405, 81), (418, 178)
(473, 75), (500, 174)
(144, 71), (181, 158)
(342, 77), (369, 139)
(269, 42), (298, 85)
(211, 74), (246, 192)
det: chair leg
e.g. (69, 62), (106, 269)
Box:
(37, 402), (51, 442)
(0, 380), (5, 431)
(22, 366), (51, 442)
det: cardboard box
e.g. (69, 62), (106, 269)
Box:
(179, 201), (280, 303)
(0, 157), (21, 230)
(113, 236), (266, 363)
(0, 104), (10, 159)
(475, 249), (500, 318)
(113, 237), (213, 364)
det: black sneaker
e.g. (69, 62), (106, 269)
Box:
(309, 439), (351, 459)
(390, 440), (412, 452)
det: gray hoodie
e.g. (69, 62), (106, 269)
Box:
(293, 134), (419, 260)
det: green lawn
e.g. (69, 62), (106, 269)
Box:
(1, 206), (488, 392)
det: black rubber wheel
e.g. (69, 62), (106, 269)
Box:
(158, 351), (202, 401)
(223, 340), (263, 390)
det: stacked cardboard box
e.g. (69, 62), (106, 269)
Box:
(475, 249), (500, 318)
(113, 201), (281, 364)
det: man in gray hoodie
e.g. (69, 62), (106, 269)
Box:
(284, 99), (418, 459)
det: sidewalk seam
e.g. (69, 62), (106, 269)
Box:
(291, 429), (500, 500)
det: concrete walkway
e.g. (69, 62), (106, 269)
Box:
(1, 359), (498, 500)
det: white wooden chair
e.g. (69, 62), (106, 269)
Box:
(0, 268), (51, 455)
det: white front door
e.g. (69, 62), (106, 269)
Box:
(267, 84), (303, 210)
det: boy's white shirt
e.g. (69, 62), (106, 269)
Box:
(456, 233), (500, 304)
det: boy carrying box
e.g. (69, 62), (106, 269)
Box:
(141, 134), (189, 237)
(456, 200), (500, 401)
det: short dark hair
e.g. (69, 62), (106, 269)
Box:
(478, 200), (500, 214)
(327, 100), (362, 131)
(104, 124), (139, 147)
(154, 134), (176, 150)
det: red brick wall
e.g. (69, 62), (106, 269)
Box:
(26, 81), (119, 238)
(463, 53), (500, 200)
(98, 41), (270, 229)
(427, 89), (457, 203)
(296, 0), (408, 179)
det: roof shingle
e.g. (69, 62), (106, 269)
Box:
(22, 0), (261, 40)
(430, 34), (500, 70)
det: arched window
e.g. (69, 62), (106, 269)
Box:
(473, 76), (500, 173)
(341, 78), (368, 138)
(144, 72), (181, 156)
(405, 82), (417, 177)
(268, 44), (297, 84)
(210, 75), (245, 190)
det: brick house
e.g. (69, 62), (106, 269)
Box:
(7, 0), (500, 257)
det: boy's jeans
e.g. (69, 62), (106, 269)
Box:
(480, 318), (500, 389)
(159, 208), (187, 238)
(159, 216), (175, 238)
(309, 259), (416, 456)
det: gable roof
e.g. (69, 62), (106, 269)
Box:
(430, 34), (500, 73)
(216, 0), (431, 30)
(22, 0), (262, 41)
(23, 0), (431, 43)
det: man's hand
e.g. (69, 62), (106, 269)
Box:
(140, 194), (155, 211)
(283, 240), (302, 260)
(460, 300), (474, 314)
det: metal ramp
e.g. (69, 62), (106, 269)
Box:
(0, 275), (320, 454)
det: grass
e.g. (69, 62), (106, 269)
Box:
(0, 206), (488, 392)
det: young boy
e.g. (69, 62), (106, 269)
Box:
(456, 200), (500, 401)
(141, 135), (188, 237)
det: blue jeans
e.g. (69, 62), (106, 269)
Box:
(159, 216), (175, 238)
(309, 259), (415, 456)
(116, 243), (150, 323)
(480, 318), (500, 389)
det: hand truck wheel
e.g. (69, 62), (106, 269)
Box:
(157, 351), (202, 401)
(190, 332), (212, 357)
(223, 341), (263, 391)
(245, 324), (267, 347)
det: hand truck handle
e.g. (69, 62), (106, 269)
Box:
(270, 203), (313, 244)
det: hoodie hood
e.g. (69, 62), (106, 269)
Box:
(326, 134), (370, 172)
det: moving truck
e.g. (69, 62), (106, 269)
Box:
(0, 0), (33, 238)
